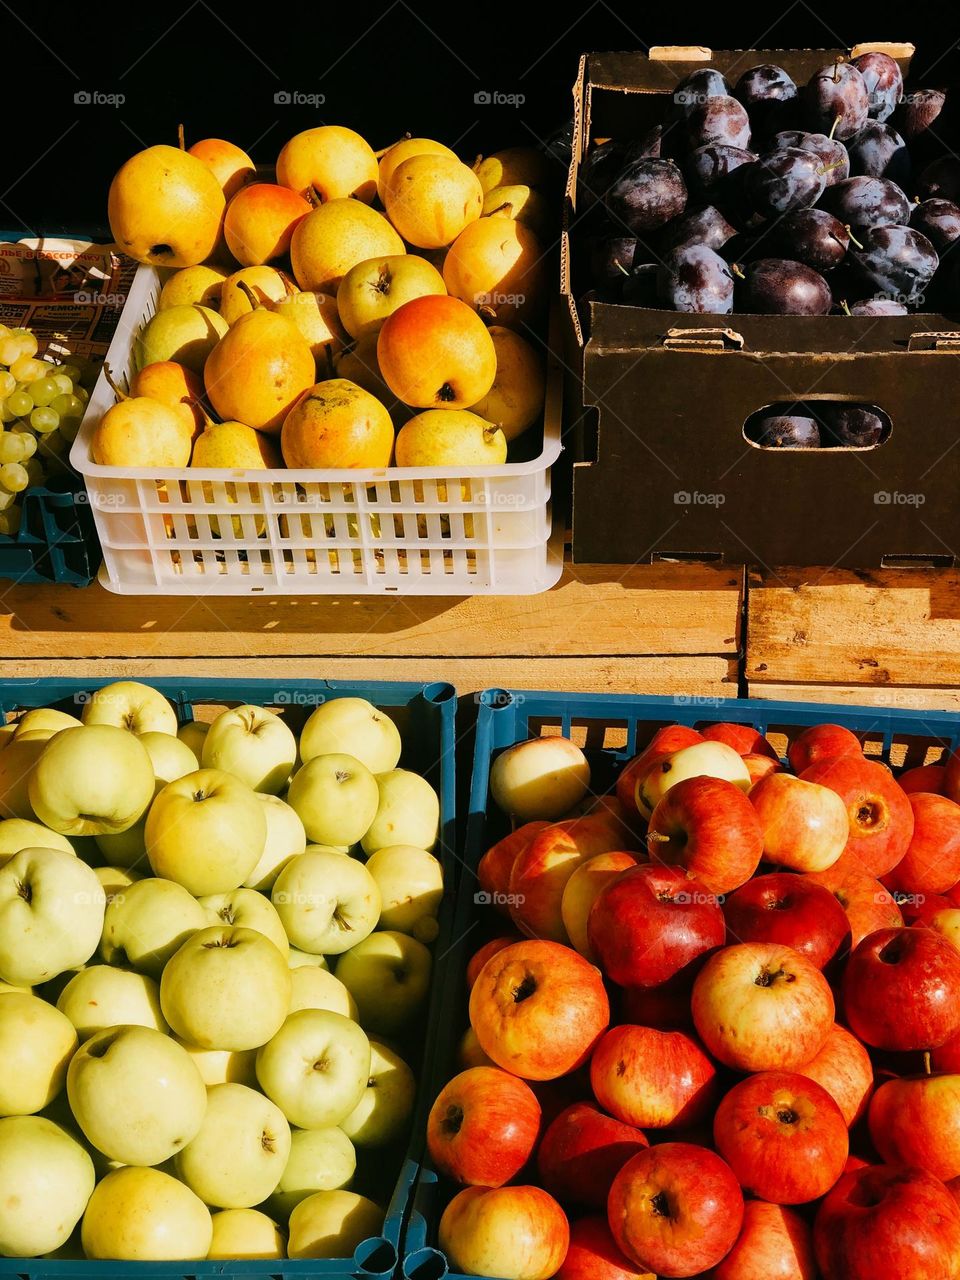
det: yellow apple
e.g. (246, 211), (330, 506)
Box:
(199, 886), (290, 958)
(291, 200), (404, 294)
(108, 144), (225, 269)
(208, 1208), (285, 1260)
(561, 852), (638, 960)
(0, 737), (45, 819)
(638, 740), (752, 818)
(0, 1115), (95, 1256)
(289, 947), (329, 970)
(0, 817), (74, 859)
(173, 1036), (258, 1088)
(271, 1127), (356, 1220)
(277, 126), (378, 203)
(384, 154), (483, 249)
(244, 794), (307, 892)
(81, 680), (178, 735)
(0, 992), (77, 1114)
(28, 725), (155, 837)
(289, 966), (358, 1019)
(0, 848), (105, 985)
(256, 1009), (370, 1128)
(99, 876), (206, 976)
(175, 1082), (291, 1209)
(365, 844), (443, 935)
(178, 718), (210, 759)
(202, 704), (297, 794)
(469, 325), (546, 441)
(489, 735), (591, 821)
(299, 698), (402, 774)
(286, 754), (379, 847)
(272, 848), (380, 955)
(13, 707), (81, 739)
(339, 1040), (415, 1147)
(94, 864), (143, 902)
(57, 965), (168, 1040)
(81, 1166), (213, 1260)
(337, 255), (446, 340)
(378, 137), (457, 203)
(395, 409), (507, 466)
(287, 1190), (382, 1259)
(95, 730), (199, 868)
(361, 768), (440, 855)
(335, 931), (432, 1035)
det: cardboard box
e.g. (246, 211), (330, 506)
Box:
(561, 45), (960, 570)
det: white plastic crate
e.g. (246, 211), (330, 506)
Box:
(70, 265), (564, 595)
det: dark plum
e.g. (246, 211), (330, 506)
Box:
(847, 121), (912, 187)
(805, 62), (870, 140)
(918, 156), (960, 203)
(587, 236), (642, 287)
(606, 158), (687, 233)
(893, 88), (947, 149)
(776, 209), (850, 271)
(578, 140), (625, 211)
(754, 414), (821, 448)
(687, 96), (752, 149)
(848, 297), (909, 315)
(623, 126), (664, 164)
(735, 64), (799, 140)
(773, 130), (849, 186)
(657, 244), (735, 313)
(823, 176), (911, 231)
(540, 121), (575, 172)
(684, 145), (756, 200)
(674, 68), (731, 115)
(745, 147), (826, 216)
(820, 404), (886, 446)
(850, 225), (939, 304)
(910, 198), (960, 254)
(661, 205), (737, 252)
(620, 263), (659, 307)
(852, 52), (904, 123)
(742, 258), (833, 315)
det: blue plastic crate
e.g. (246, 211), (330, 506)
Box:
(0, 485), (99, 585)
(0, 675), (457, 1280)
(402, 687), (960, 1280)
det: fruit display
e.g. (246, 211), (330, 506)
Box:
(430, 710), (960, 1280)
(575, 51), (960, 317)
(94, 129), (553, 473)
(0, 682), (443, 1261)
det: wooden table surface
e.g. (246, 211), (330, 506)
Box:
(3, 558), (960, 710)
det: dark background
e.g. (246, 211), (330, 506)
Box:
(5, 2), (960, 234)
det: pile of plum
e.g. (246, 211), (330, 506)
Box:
(579, 53), (960, 315)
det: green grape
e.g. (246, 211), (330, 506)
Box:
(0, 404), (14, 425)
(58, 363), (80, 383)
(10, 356), (44, 383)
(74, 386), (90, 405)
(50, 392), (82, 416)
(15, 333), (38, 359)
(29, 377), (59, 407)
(30, 407), (58, 434)
(0, 434), (25, 464)
(0, 339), (20, 366)
(0, 464), (29, 494)
(7, 391), (32, 418)
(0, 505), (22, 536)
(0, 489), (15, 511)
(14, 431), (37, 458)
(0, 372), (15, 399)
(51, 374), (73, 395)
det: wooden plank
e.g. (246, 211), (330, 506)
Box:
(747, 566), (960, 690)
(747, 683), (960, 712)
(0, 563), (743, 661)
(0, 656), (738, 699)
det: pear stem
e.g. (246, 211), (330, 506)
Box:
(236, 279), (262, 311)
(103, 364), (128, 402)
(177, 123), (186, 151)
(828, 115), (841, 141)
(840, 299), (852, 316)
(374, 133), (411, 159)
(487, 201), (514, 218)
(845, 224), (864, 250)
(731, 263), (746, 280)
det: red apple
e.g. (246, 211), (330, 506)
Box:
(478, 821), (551, 908)
(897, 891), (954, 924)
(608, 1142), (744, 1278)
(555, 1216), (655, 1280)
(469, 940), (609, 1081)
(713, 1070), (848, 1204)
(692, 942), (834, 1072)
(439, 1185), (570, 1280)
(949, 1176), (960, 1206)
(900, 764), (946, 796)
(749, 773), (849, 873)
(804, 864), (903, 947)
(869, 1073), (960, 1182)
(620, 972), (695, 1030)
(712, 1200), (816, 1280)
(587, 863), (725, 989)
(814, 1163), (960, 1280)
(702, 722), (779, 759)
(466, 935), (522, 990)
(844, 1153), (874, 1175)
(722, 872), (851, 970)
(562, 853), (638, 961)
(536, 1102), (649, 1209)
(615, 725), (704, 821)
(945, 750), (960, 804)
(458, 1027), (494, 1070)
(646, 776), (764, 895)
(427, 1066), (541, 1187)
(590, 1024), (717, 1129)
(932, 1025), (960, 1072)
(885, 792), (960, 895)
(788, 723), (861, 774)
(799, 756), (914, 878)
(744, 752), (784, 785)
(796, 1023), (874, 1127)
(843, 926), (960, 1050)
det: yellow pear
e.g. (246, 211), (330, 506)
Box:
(158, 264), (229, 311)
(468, 326), (545, 441)
(281, 379), (394, 469)
(108, 144), (225, 267)
(277, 126), (378, 203)
(135, 305), (228, 374)
(291, 201), (404, 294)
(220, 267), (298, 326)
(334, 339), (411, 428)
(129, 362), (205, 442)
(482, 184), (550, 237)
(191, 421), (282, 469)
(204, 297), (315, 434)
(443, 219), (547, 325)
(384, 155), (483, 250)
(271, 291), (347, 371)
(474, 147), (550, 193)
(395, 409), (506, 466)
(377, 138), (456, 204)
(336, 255), (446, 341)
(187, 138), (256, 201)
(92, 397), (192, 467)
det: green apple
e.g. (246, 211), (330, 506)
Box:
(208, 1208), (285, 1260)
(287, 1189), (383, 1260)
(175, 1081), (291, 1209)
(245, 794), (307, 891)
(272, 849), (380, 955)
(0, 737), (46, 819)
(12, 707), (82, 740)
(365, 844), (443, 934)
(29, 725), (156, 836)
(67, 1024), (207, 1166)
(299, 698), (401, 774)
(0, 847), (105, 985)
(290, 947), (329, 970)
(160, 924), (292, 1050)
(202, 704), (297, 794)
(94, 863), (143, 902)
(336, 931), (432, 1035)
(199, 886), (290, 958)
(145, 768), (267, 895)
(174, 1036), (258, 1088)
(81, 1166), (212, 1260)
(0, 1115), (95, 1256)
(0, 817), (74, 859)
(361, 769), (439, 854)
(178, 719), (210, 759)
(289, 966), (358, 1019)
(100, 876), (206, 977)
(57, 965), (168, 1039)
(256, 1009), (370, 1128)
(0, 992), (77, 1114)
(339, 1040), (415, 1147)
(95, 731), (198, 867)
(287, 754), (379, 847)
(270, 1127), (356, 1220)
(81, 680), (178, 736)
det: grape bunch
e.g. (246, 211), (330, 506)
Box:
(578, 52), (957, 317)
(0, 325), (91, 535)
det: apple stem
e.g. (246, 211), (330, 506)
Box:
(102, 364), (128, 402)
(177, 123), (186, 151)
(307, 185), (324, 208)
(924, 1050), (932, 1076)
(646, 831), (670, 843)
(374, 133), (411, 159)
(478, 303), (497, 323)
